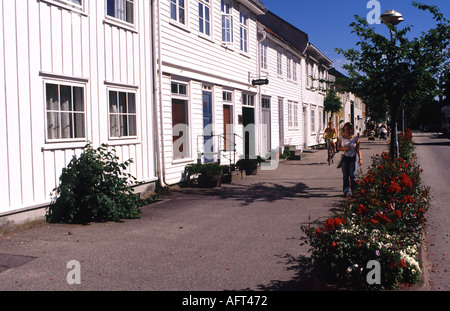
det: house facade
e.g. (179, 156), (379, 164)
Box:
(155, 0), (267, 185)
(0, 0), (158, 232)
(0, 0), (363, 233)
(256, 11), (308, 157)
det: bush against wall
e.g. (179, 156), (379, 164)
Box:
(46, 144), (156, 224)
(303, 130), (430, 290)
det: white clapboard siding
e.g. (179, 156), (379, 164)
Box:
(0, 0), (156, 217)
(259, 36), (305, 150)
(157, 0), (262, 184)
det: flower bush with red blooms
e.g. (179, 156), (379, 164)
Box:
(303, 130), (430, 290)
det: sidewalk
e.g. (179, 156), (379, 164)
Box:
(0, 138), (387, 291)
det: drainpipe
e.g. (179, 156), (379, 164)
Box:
(152, 0), (169, 187)
(257, 29), (267, 157)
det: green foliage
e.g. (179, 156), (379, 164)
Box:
(335, 2), (450, 128)
(46, 144), (154, 224)
(236, 156), (265, 174)
(182, 163), (227, 186)
(323, 88), (343, 116)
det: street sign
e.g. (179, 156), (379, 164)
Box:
(252, 79), (269, 86)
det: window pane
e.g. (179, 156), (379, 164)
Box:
(126, 0), (133, 23)
(74, 112), (85, 138)
(109, 91), (118, 113)
(110, 115), (118, 137)
(128, 115), (137, 136)
(61, 112), (73, 139)
(119, 92), (127, 113)
(128, 93), (136, 113)
(46, 84), (59, 111)
(107, 0), (115, 17)
(71, 0), (81, 5)
(170, 0), (177, 20)
(178, 84), (187, 95)
(73, 87), (84, 111)
(47, 112), (59, 139)
(120, 114), (128, 136)
(60, 85), (72, 112)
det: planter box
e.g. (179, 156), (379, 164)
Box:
(198, 174), (222, 188)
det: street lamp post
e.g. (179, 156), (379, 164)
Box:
(380, 10), (404, 159)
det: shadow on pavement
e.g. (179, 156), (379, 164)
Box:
(175, 181), (343, 207)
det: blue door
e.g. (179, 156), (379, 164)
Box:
(203, 91), (214, 162)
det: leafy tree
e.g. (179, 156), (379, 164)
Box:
(336, 1), (450, 158)
(323, 88), (343, 119)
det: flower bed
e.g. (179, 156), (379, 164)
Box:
(303, 130), (430, 290)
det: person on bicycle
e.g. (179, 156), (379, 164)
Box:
(323, 121), (337, 153)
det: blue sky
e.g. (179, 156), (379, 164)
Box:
(260, 0), (450, 75)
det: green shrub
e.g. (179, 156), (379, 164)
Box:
(46, 144), (154, 224)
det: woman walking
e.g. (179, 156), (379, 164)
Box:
(337, 122), (362, 196)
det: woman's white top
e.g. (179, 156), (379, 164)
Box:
(340, 135), (358, 157)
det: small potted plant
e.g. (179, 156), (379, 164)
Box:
(236, 156), (265, 175)
(183, 163), (224, 187)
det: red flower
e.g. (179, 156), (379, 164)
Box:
(388, 181), (401, 193)
(394, 210), (402, 219)
(400, 259), (407, 268)
(402, 195), (415, 204)
(323, 217), (346, 231)
(399, 174), (413, 189)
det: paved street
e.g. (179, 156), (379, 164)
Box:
(414, 132), (450, 291)
(0, 137), (386, 292)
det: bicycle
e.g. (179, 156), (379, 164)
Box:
(326, 138), (335, 165)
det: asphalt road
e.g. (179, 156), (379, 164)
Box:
(0, 138), (387, 293)
(414, 131), (450, 291)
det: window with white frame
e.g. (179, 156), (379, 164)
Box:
(223, 91), (234, 151)
(277, 50), (283, 76)
(311, 106), (316, 132)
(307, 61), (312, 87)
(107, 0), (134, 24)
(287, 55), (292, 80)
(45, 82), (85, 141)
(288, 101), (299, 129)
(293, 60), (297, 82)
(170, 0), (186, 25)
(288, 102), (293, 128)
(108, 90), (137, 138)
(63, 0), (82, 6)
(260, 42), (268, 70)
(239, 12), (248, 53)
(171, 81), (190, 159)
(242, 93), (254, 106)
(221, 0), (233, 43)
(199, 0), (211, 36)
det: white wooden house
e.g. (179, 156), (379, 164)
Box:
(255, 11), (308, 156)
(303, 43), (333, 148)
(0, 0), (157, 232)
(155, 0), (267, 185)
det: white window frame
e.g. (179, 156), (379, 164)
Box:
(311, 105), (316, 133)
(44, 80), (86, 143)
(198, 0), (211, 37)
(106, 0), (135, 25)
(242, 93), (255, 107)
(287, 55), (292, 80)
(239, 12), (248, 53)
(260, 42), (268, 71)
(171, 81), (191, 160)
(170, 0), (186, 25)
(277, 50), (283, 76)
(108, 88), (138, 139)
(221, 0), (233, 44)
(41, 0), (85, 13)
